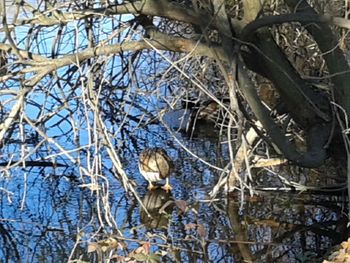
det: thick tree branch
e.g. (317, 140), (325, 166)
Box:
(1, 32), (226, 86)
(241, 13), (350, 41)
(14, 0), (210, 28)
(285, 0), (350, 117)
(237, 59), (329, 167)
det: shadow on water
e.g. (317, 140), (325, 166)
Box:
(0, 108), (348, 263)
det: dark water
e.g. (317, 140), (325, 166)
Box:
(0, 110), (347, 262)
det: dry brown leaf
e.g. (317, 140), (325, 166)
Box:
(87, 242), (98, 253)
(324, 238), (350, 263)
(246, 195), (264, 202)
(98, 237), (119, 251)
(341, 238), (350, 251)
(184, 223), (197, 231)
(134, 242), (151, 255)
(87, 237), (120, 254)
(253, 158), (288, 168)
(254, 219), (281, 228)
(197, 223), (206, 238)
(142, 242), (151, 255)
(175, 200), (187, 213)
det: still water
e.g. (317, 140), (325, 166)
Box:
(0, 109), (347, 262)
(0, 0), (348, 261)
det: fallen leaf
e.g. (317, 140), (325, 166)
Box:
(175, 200), (187, 213)
(184, 223), (197, 231)
(197, 223), (206, 238)
(252, 158), (288, 168)
(142, 242), (151, 254)
(87, 242), (98, 253)
(134, 242), (150, 255)
(98, 237), (119, 252)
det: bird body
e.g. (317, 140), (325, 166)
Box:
(185, 99), (227, 136)
(197, 101), (219, 120)
(138, 148), (173, 191)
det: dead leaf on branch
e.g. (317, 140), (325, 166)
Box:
(87, 237), (120, 253)
(196, 223), (206, 238)
(174, 200), (188, 213)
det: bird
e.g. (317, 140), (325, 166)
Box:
(138, 148), (173, 191)
(196, 101), (220, 121)
(184, 99), (228, 136)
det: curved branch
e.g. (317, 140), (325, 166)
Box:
(238, 59), (329, 167)
(236, 7), (342, 167)
(241, 14), (338, 41)
(15, 0), (210, 28)
(285, 0), (350, 117)
(240, 9), (350, 116)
